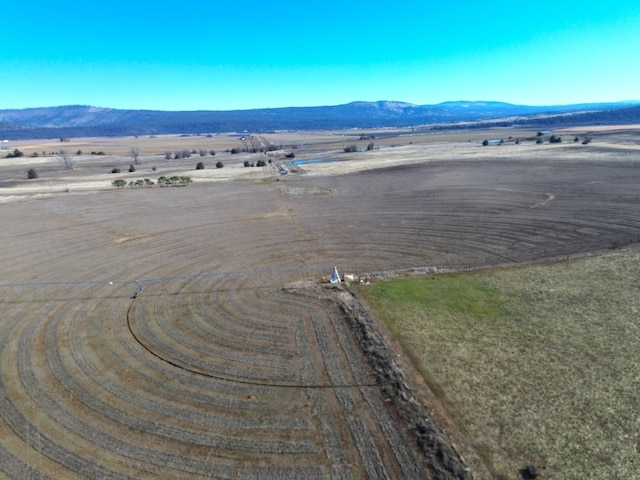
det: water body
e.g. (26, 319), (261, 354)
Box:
(286, 158), (339, 166)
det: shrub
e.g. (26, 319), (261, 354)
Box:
(230, 148), (241, 154)
(367, 142), (375, 151)
(244, 160), (251, 167)
(536, 138), (544, 144)
(482, 140), (489, 146)
(285, 152), (295, 159)
(27, 168), (38, 179)
(549, 135), (562, 144)
(6, 148), (23, 158)
(209, 150), (216, 156)
(128, 164), (136, 172)
(256, 159), (266, 167)
(216, 161), (224, 168)
(196, 161), (205, 170)
(165, 151), (173, 160)
(199, 149), (207, 157)
(343, 144), (358, 153)
(111, 168), (121, 173)
(112, 179), (127, 189)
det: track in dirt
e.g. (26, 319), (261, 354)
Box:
(1, 156), (639, 478)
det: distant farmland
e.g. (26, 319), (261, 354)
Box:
(1, 126), (639, 478)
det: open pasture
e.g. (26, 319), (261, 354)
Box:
(361, 251), (640, 479)
(1, 127), (639, 478)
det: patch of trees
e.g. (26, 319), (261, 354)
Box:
(238, 135), (278, 153)
(157, 176), (192, 186)
(549, 135), (562, 143)
(5, 148), (24, 158)
(112, 176), (192, 189)
(27, 168), (38, 179)
(173, 150), (192, 159)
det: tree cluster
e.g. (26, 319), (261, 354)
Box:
(5, 148), (24, 158)
(112, 176), (193, 189)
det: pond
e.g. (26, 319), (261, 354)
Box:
(286, 157), (339, 166)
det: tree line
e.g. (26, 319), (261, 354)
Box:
(112, 176), (193, 189)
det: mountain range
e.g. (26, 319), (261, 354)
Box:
(1, 100), (639, 139)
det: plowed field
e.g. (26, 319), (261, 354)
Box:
(1, 131), (640, 478)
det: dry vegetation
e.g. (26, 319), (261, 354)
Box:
(0, 125), (639, 478)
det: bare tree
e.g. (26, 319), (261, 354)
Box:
(249, 135), (262, 153)
(60, 149), (73, 170)
(130, 147), (141, 165)
(239, 136), (249, 153)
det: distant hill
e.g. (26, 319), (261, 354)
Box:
(0, 100), (639, 139)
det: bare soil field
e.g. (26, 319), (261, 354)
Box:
(1, 126), (639, 478)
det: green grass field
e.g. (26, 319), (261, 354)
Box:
(360, 250), (640, 479)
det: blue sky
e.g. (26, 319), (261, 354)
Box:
(2, 1), (639, 110)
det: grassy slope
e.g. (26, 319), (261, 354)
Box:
(360, 250), (640, 479)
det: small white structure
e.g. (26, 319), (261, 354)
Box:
(330, 266), (341, 284)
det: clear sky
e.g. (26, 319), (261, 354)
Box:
(2, 1), (639, 111)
